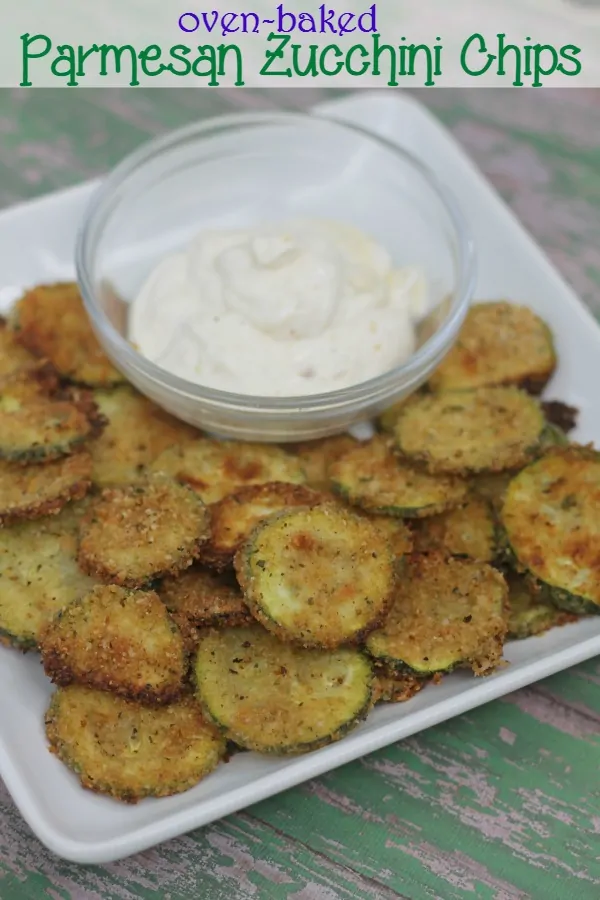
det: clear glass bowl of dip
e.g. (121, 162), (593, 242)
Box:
(75, 110), (476, 442)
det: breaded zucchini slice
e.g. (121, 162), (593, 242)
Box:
(159, 567), (252, 651)
(288, 435), (358, 491)
(45, 686), (225, 803)
(150, 438), (306, 505)
(373, 668), (426, 704)
(394, 387), (545, 475)
(0, 450), (92, 525)
(0, 368), (104, 463)
(470, 471), (514, 512)
(366, 554), (508, 676)
(0, 316), (37, 377)
(0, 505), (99, 650)
(194, 625), (374, 754)
(501, 447), (600, 615)
(91, 385), (199, 488)
(412, 496), (497, 563)
(40, 585), (186, 704)
(235, 505), (395, 649)
(428, 302), (556, 393)
(362, 514), (413, 559)
(506, 574), (576, 640)
(11, 282), (124, 386)
(78, 475), (211, 587)
(329, 436), (468, 518)
(539, 422), (569, 450)
(202, 482), (325, 570)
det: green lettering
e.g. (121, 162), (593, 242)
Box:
(217, 43), (244, 85)
(346, 43), (369, 76)
(76, 44), (100, 78)
(461, 33), (495, 77)
(557, 44), (582, 77)
(408, 43), (435, 86)
(260, 33), (292, 77)
(168, 45), (192, 76)
(20, 32), (52, 86)
(192, 45), (219, 85)
(51, 44), (78, 86)
(320, 44), (343, 76)
(99, 44), (139, 86)
(139, 44), (164, 77)
(371, 34), (399, 86)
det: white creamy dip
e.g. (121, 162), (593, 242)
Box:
(128, 218), (428, 397)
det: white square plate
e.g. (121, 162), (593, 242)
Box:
(0, 91), (599, 864)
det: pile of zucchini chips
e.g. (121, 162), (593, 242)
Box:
(0, 287), (596, 804)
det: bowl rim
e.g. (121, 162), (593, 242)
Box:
(75, 108), (476, 413)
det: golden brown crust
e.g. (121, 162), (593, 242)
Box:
(90, 385), (200, 488)
(194, 625), (374, 754)
(78, 475), (211, 587)
(45, 686), (226, 803)
(11, 282), (124, 386)
(412, 496), (496, 563)
(0, 316), (38, 377)
(0, 503), (100, 650)
(159, 567), (252, 636)
(235, 504), (397, 649)
(288, 435), (359, 491)
(366, 554), (508, 676)
(501, 446), (600, 608)
(428, 301), (556, 393)
(150, 438), (306, 505)
(40, 585), (187, 704)
(0, 367), (105, 463)
(373, 668), (427, 704)
(202, 482), (326, 570)
(329, 435), (469, 518)
(393, 387), (545, 475)
(0, 450), (92, 525)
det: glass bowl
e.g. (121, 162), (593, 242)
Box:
(75, 110), (476, 442)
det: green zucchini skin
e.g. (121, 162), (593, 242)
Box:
(194, 626), (375, 755)
(500, 447), (600, 617)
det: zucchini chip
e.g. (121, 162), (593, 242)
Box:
(539, 422), (569, 450)
(366, 554), (508, 676)
(363, 514), (413, 559)
(202, 482), (325, 570)
(329, 436), (468, 518)
(78, 475), (211, 587)
(506, 574), (576, 640)
(393, 387), (545, 475)
(412, 496), (497, 563)
(194, 625), (373, 754)
(373, 668), (426, 704)
(0, 504), (99, 650)
(235, 504), (395, 648)
(150, 438), (306, 505)
(0, 316), (37, 377)
(0, 368), (104, 463)
(0, 450), (92, 525)
(501, 447), (600, 615)
(288, 435), (358, 491)
(11, 282), (124, 386)
(159, 567), (252, 651)
(470, 471), (514, 512)
(40, 585), (186, 704)
(45, 686), (226, 803)
(91, 385), (199, 488)
(428, 301), (556, 393)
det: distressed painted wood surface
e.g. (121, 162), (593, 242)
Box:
(0, 87), (599, 900)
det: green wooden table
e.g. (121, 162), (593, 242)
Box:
(0, 87), (599, 900)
